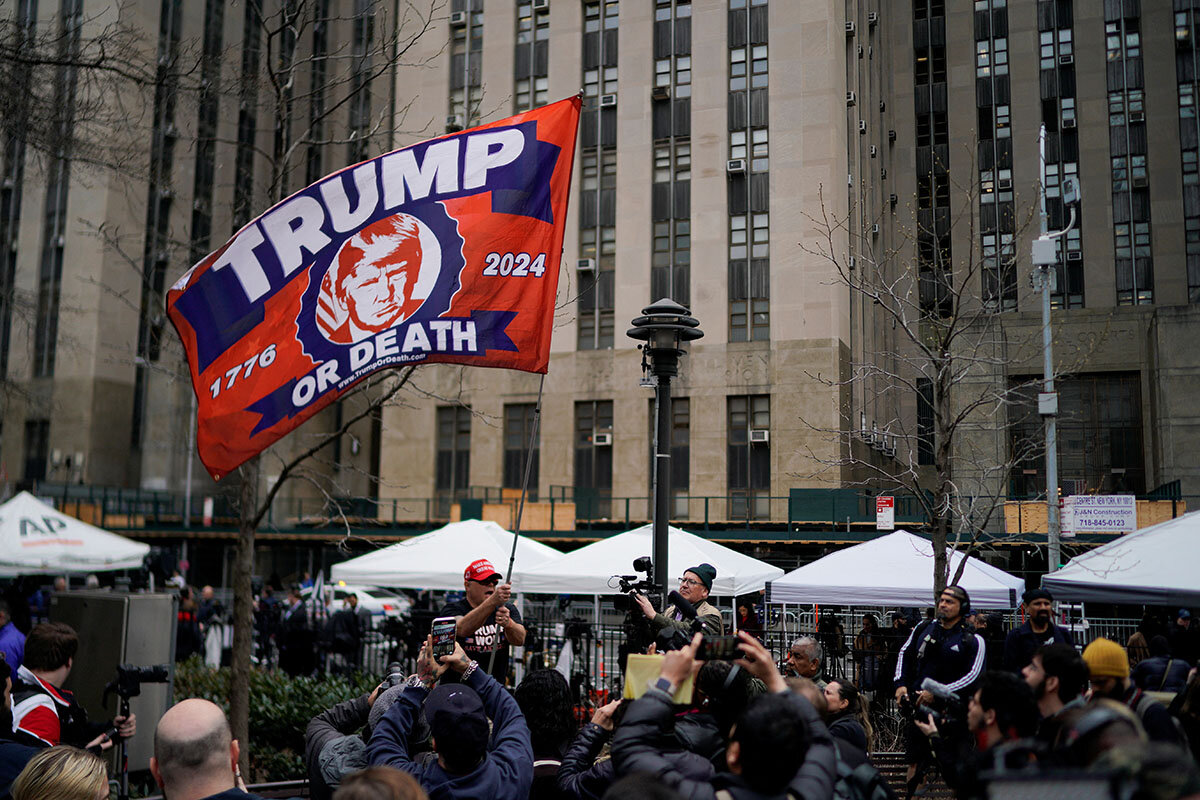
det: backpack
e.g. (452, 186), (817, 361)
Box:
(832, 750), (893, 800)
(1130, 689), (1192, 755)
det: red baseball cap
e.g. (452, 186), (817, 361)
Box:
(464, 559), (501, 582)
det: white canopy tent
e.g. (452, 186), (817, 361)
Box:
(0, 491), (150, 576)
(1042, 511), (1200, 605)
(330, 519), (563, 590)
(766, 530), (1025, 608)
(518, 523), (784, 596)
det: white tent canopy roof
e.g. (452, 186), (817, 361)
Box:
(766, 529), (1025, 608)
(518, 523), (784, 596)
(330, 519), (563, 590)
(0, 491), (150, 576)
(1042, 511), (1200, 605)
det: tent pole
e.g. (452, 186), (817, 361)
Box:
(489, 374), (546, 677)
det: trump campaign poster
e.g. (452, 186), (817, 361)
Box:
(167, 97), (581, 481)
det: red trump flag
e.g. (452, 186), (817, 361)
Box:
(168, 97), (581, 480)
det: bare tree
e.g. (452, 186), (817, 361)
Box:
(796, 166), (1102, 594)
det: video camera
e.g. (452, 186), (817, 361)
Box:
(104, 664), (170, 703)
(614, 556), (657, 595)
(899, 677), (966, 728)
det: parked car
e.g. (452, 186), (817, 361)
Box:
(303, 583), (412, 628)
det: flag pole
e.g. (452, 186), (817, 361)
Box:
(488, 373), (546, 676)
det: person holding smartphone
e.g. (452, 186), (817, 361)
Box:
(438, 559), (525, 684)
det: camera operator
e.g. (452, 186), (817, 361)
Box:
(9, 622), (135, 751)
(1020, 642), (1089, 745)
(893, 586), (985, 790)
(631, 564), (724, 640)
(911, 671), (1039, 800)
(439, 559), (526, 684)
(1001, 588), (1074, 674)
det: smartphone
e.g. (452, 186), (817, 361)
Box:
(696, 635), (743, 660)
(431, 616), (458, 658)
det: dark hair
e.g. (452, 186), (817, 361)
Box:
(828, 680), (872, 750)
(600, 773), (683, 800)
(437, 736), (486, 775)
(976, 671), (1038, 739)
(697, 661), (757, 738)
(514, 669), (578, 758)
(0, 599), (10, 620)
(1036, 643), (1089, 703)
(334, 766), (428, 800)
(731, 693), (811, 793)
(23, 622), (78, 672)
(1149, 635), (1171, 658)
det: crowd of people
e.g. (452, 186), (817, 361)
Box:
(0, 562), (1199, 800)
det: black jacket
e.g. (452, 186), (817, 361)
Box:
(0, 740), (39, 799)
(1001, 621), (1075, 673)
(612, 687), (836, 800)
(826, 713), (867, 754)
(304, 694), (370, 800)
(556, 721), (714, 800)
(1132, 655), (1192, 693)
(894, 620), (986, 696)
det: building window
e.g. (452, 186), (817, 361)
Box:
(1106, 12), (1152, 305)
(976, 0), (1016, 313)
(23, 419), (49, 483)
(727, 394), (769, 520)
(916, 378), (934, 466)
(503, 403), (539, 500)
(514, 1), (549, 112)
(1009, 373), (1145, 497)
(306, 0), (331, 184)
(450, 0), (484, 126)
(233, 1), (261, 230)
(348, 0), (375, 164)
(435, 406), (471, 516)
(574, 400), (613, 519)
(650, 1), (691, 305)
(578, 1), (618, 350)
(915, 0), (952, 317)
(647, 398), (690, 519)
(728, 0), (768, 341)
(1177, 8), (1200, 302)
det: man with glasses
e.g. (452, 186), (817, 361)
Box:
(633, 563), (724, 640)
(439, 559), (526, 683)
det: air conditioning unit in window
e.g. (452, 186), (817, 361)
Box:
(868, 11), (879, 27)
(576, 258), (595, 271)
(1061, 117), (1076, 129)
(1132, 175), (1148, 188)
(651, 85), (670, 101)
(1, 177), (13, 189)
(845, 20), (856, 36)
(998, 177), (1012, 190)
(1066, 250), (1083, 261)
(1058, 54), (1074, 65)
(55, 235), (65, 248)
(879, 99), (887, 113)
(726, 158), (747, 174)
(1130, 110), (1145, 122)
(593, 432), (612, 446)
(750, 429), (770, 443)
(888, 129), (897, 142)
(846, 91), (857, 106)
(880, 168), (888, 180)
(889, 193), (899, 207)
(449, 10), (467, 26)
(871, 223), (880, 235)
(446, 114), (464, 131)
(163, 123), (179, 138)
(859, 120), (867, 134)
(599, 93), (617, 107)
(858, 45), (865, 59)
(870, 145), (878, 157)
(848, 255), (857, 269)
(532, 0), (549, 9)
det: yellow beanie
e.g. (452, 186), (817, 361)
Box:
(1082, 637), (1129, 679)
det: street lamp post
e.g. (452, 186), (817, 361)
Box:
(628, 299), (703, 600)
(1033, 123), (1081, 573)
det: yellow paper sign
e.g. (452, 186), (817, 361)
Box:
(622, 653), (694, 704)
